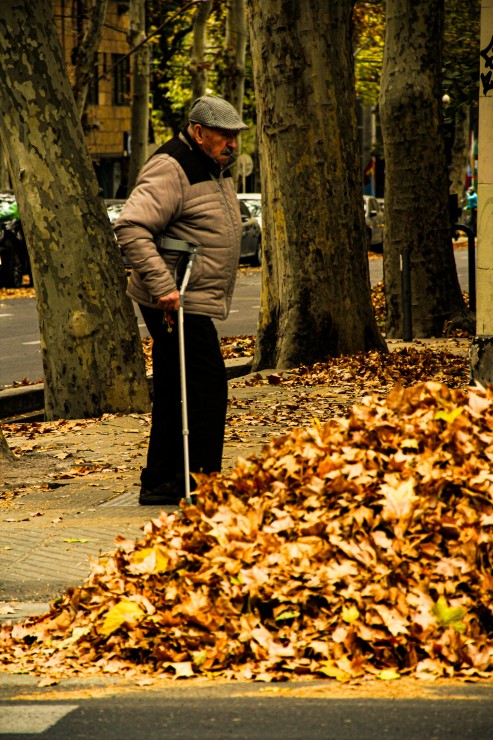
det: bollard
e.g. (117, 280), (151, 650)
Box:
(453, 223), (476, 313)
(401, 246), (412, 341)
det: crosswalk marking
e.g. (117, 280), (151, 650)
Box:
(0, 704), (78, 734)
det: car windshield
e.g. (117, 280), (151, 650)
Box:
(242, 200), (261, 218)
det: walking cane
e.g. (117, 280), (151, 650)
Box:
(158, 238), (198, 504)
(176, 246), (198, 504)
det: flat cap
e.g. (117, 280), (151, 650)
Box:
(189, 94), (248, 131)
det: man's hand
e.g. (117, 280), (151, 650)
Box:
(156, 289), (180, 312)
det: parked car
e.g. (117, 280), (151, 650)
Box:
(363, 195), (384, 252)
(0, 192), (30, 289)
(237, 192), (262, 229)
(238, 198), (262, 266)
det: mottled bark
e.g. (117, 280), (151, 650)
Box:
(0, 427), (14, 461)
(0, 0), (150, 420)
(380, 0), (472, 338)
(247, 0), (386, 369)
(189, 0), (213, 100)
(127, 0), (150, 190)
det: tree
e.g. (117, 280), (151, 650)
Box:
(442, 0), (480, 197)
(71, 0), (109, 118)
(0, 0), (150, 420)
(223, 0), (247, 116)
(127, 0), (150, 190)
(0, 427), (14, 462)
(189, 0), (213, 99)
(379, 0), (473, 338)
(246, 0), (386, 369)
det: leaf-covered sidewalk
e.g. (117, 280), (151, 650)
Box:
(3, 337), (493, 686)
(2, 375), (493, 684)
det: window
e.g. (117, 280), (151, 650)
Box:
(87, 60), (99, 105)
(112, 53), (130, 106)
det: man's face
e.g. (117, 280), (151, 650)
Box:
(191, 124), (239, 168)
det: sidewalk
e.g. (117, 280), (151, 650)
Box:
(0, 339), (470, 623)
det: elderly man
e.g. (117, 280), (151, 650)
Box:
(115, 94), (248, 506)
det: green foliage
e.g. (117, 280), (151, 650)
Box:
(353, 0), (385, 105)
(442, 0), (480, 115)
(352, 0), (480, 112)
(147, 0), (257, 154)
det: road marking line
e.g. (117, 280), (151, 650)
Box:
(22, 341), (41, 345)
(229, 310), (239, 313)
(0, 314), (13, 318)
(0, 704), (79, 734)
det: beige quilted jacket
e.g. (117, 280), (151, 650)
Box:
(114, 131), (242, 320)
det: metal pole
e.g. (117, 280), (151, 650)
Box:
(401, 247), (412, 341)
(177, 249), (197, 504)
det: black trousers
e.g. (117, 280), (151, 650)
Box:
(139, 305), (227, 490)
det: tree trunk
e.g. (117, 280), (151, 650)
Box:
(127, 0), (150, 191)
(0, 427), (14, 462)
(224, 0), (247, 188)
(224, 0), (247, 117)
(0, 0), (150, 420)
(71, 0), (108, 118)
(449, 106), (470, 203)
(379, 0), (472, 338)
(0, 139), (10, 189)
(246, 0), (386, 369)
(189, 0), (213, 100)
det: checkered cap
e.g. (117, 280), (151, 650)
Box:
(189, 94), (248, 131)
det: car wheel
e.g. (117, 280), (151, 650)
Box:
(250, 236), (262, 267)
(4, 241), (24, 288)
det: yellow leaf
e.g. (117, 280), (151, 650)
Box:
(431, 596), (466, 632)
(342, 605), (360, 623)
(319, 660), (351, 682)
(131, 546), (169, 574)
(378, 669), (401, 681)
(99, 600), (145, 636)
(434, 408), (463, 423)
(274, 610), (300, 622)
(63, 538), (89, 543)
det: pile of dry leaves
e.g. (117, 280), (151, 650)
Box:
(235, 345), (469, 392)
(1, 381), (493, 682)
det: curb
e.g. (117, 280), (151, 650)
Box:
(0, 359), (253, 422)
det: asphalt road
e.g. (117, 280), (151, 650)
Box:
(0, 249), (472, 390)
(1, 679), (492, 738)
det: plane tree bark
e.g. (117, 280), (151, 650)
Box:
(379, 0), (473, 338)
(0, 428), (14, 462)
(0, 0), (150, 420)
(247, 0), (386, 369)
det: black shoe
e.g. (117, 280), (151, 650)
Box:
(139, 480), (182, 506)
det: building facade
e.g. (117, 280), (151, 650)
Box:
(54, 0), (132, 197)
